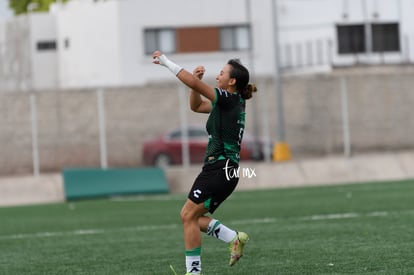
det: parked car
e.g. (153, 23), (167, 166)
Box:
(142, 125), (265, 167)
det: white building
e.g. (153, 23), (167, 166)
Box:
(0, 0), (413, 91)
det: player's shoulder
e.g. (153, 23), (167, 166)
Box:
(216, 88), (230, 97)
(214, 88), (241, 109)
(215, 88), (240, 98)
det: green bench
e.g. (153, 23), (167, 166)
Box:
(63, 168), (169, 200)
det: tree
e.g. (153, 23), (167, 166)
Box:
(8, 0), (70, 15)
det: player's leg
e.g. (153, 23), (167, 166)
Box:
(180, 199), (208, 274)
(199, 160), (249, 267)
(200, 215), (236, 242)
(200, 214), (249, 266)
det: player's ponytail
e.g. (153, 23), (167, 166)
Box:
(228, 59), (258, 100)
(241, 83), (258, 100)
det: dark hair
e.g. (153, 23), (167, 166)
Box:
(227, 59), (257, 100)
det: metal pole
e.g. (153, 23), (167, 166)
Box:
(272, 0), (284, 140)
(27, 5), (39, 176)
(246, 0), (254, 72)
(178, 85), (190, 168)
(271, 0), (291, 161)
(97, 89), (108, 169)
(260, 81), (272, 162)
(30, 94), (40, 176)
(362, 0), (372, 62)
(397, 0), (404, 62)
(340, 77), (351, 158)
(245, 0), (262, 161)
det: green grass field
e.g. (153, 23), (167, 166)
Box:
(1, 179), (414, 275)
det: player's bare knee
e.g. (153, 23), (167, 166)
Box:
(180, 208), (187, 224)
(180, 205), (200, 224)
(180, 207), (192, 224)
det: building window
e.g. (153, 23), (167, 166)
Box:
(144, 29), (176, 54)
(144, 25), (251, 54)
(337, 24), (365, 54)
(372, 23), (400, 52)
(220, 25), (251, 51)
(37, 40), (57, 51)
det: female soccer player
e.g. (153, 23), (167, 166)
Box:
(153, 50), (257, 275)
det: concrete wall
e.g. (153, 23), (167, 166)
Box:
(282, 68), (414, 155)
(0, 67), (413, 175)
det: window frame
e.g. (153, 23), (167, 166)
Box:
(144, 24), (252, 55)
(219, 24), (251, 52)
(144, 28), (176, 55)
(36, 40), (57, 51)
(336, 24), (366, 54)
(371, 22), (400, 53)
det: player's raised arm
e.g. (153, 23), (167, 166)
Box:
(189, 66), (212, 113)
(152, 51), (216, 103)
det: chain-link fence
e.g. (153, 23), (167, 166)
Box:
(1, 67), (414, 176)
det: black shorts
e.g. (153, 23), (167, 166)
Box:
(188, 159), (239, 214)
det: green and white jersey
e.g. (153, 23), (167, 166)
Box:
(204, 88), (246, 165)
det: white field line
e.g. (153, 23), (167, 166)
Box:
(0, 224), (178, 241)
(1, 209), (412, 241)
(110, 195), (185, 202)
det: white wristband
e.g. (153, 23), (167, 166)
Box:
(157, 54), (183, 76)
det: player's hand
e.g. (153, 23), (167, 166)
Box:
(152, 51), (183, 75)
(152, 50), (163, 64)
(193, 66), (205, 80)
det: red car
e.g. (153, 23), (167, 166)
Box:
(142, 125), (264, 167)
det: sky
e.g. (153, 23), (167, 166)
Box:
(0, 0), (13, 20)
